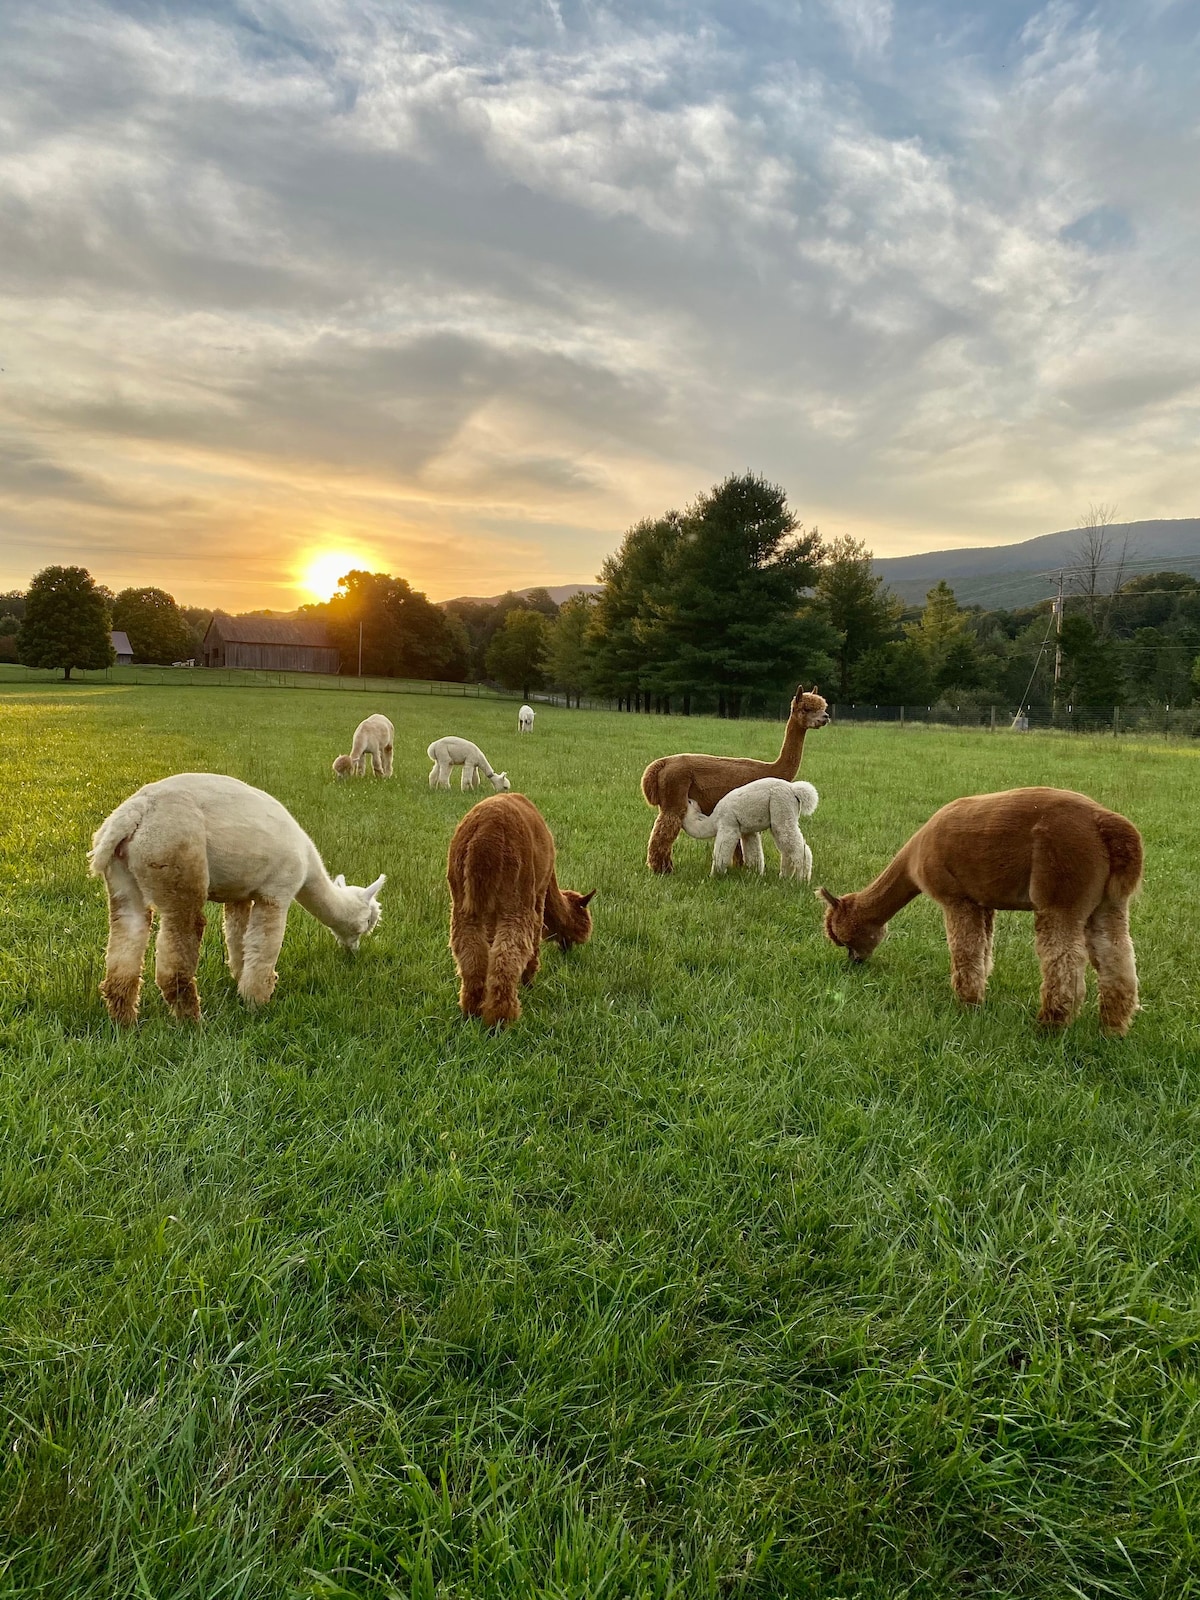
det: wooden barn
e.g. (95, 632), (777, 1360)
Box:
(201, 612), (340, 674)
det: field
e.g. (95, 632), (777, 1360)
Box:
(2, 684), (1199, 1599)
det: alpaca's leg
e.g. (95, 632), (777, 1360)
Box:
(153, 899), (207, 1022)
(1085, 901), (1139, 1035)
(981, 908), (996, 979)
(741, 833), (766, 873)
(428, 762), (439, 789)
(770, 813), (803, 879)
(482, 919), (536, 1028)
(711, 823), (740, 875)
(461, 762), (475, 790)
(647, 809), (683, 874)
(450, 909), (490, 1017)
(98, 866), (153, 1026)
(237, 900), (288, 1008)
(1034, 910), (1088, 1028)
(223, 899), (252, 984)
(382, 744), (393, 777)
(437, 761), (452, 789)
(941, 900), (992, 1007)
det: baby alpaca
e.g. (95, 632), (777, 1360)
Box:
(447, 793), (594, 1028)
(428, 736), (510, 792)
(347, 713), (394, 777)
(684, 778), (819, 878)
(518, 705), (535, 733)
(817, 786), (1142, 1034)
(90, 773), (385, 1025)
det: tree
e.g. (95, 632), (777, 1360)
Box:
(815, 535), (902, 697)
(906, 581), (967, 682)
(1069, 502), (1125, 635)
(646, 474), (832, 716)
(320, 571), (468, 680)
(850, 639), (934, 704)
(547, 592), (595, 706)
(18, 566), (114, 680)
(112, 586), (197, 663)
(522, 587), (560, 618)
(1059, 614), (1123, 724)
(485, 608), (550, 698)
(587, 514), (683, 708)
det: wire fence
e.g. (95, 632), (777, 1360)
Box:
(2, 664), (1196, 736)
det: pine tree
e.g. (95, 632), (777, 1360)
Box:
(18, 566), (114, 680)
(815, 535), (902, 697)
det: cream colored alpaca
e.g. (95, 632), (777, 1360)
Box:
(89, 773), (385, 1025)
(518, 705), (535, 733)
(684, 778), (819, 878)
(336, 713), (394, 777)
(427, 736), (511, 792)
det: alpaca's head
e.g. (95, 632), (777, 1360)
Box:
(791, 687), (830, 729)
(332, 872), (387, 949)
(815, 887), (886, 962)
(332, 754), (354, 779)
(490, 771), (512, 792)
(551, 889), (595, 951)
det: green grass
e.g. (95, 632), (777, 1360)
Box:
(1, 684), (1198, 1599)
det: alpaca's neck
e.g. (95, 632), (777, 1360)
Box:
(682, 808), (718, 840)
(543, 881), (577, 941)
(295, 851), (362, 937)
(769, 713), (808, 778)
(855, 850), (920, 926)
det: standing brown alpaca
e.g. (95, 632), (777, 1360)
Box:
(447, 793), (594, 1029)
(641, 687), (829, 873)
(817, 787), (1142, 1034)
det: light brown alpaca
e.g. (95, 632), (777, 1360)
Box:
(447, 793), (594, 1029)
(817, 787), (1142, 1034)
(641, 687), (829, 873)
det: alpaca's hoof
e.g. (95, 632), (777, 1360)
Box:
(100, 977), (141, 1027)
(482, 998), (521, 1029)
(648, 858), (674, 875)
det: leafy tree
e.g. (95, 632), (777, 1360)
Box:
(1059, 614), (1123, 723)
(320, 571), (468, 680)
(18, 565), (114, 680)
(815, 535), (902, 697)
(906, 580), (966, 681)
(850, 639), (934, 704)
(647, 474), (832, 716)
(485, 608), (550, 698)
(0, 591), (25, 622)
(0, 613), (20, 636)
(112, 586), (197, 663)
(547, 593), (595, 706)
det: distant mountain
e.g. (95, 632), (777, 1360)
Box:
(441, 583), (604, 608)
(874, 518), (1200, 608)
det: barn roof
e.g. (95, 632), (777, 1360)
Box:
(205, 611), (334, 647)
(110, 631), (133, 655)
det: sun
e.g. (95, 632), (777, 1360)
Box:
(299, 550), (369, 603)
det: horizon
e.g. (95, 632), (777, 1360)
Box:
(2, 2), (1198, 609)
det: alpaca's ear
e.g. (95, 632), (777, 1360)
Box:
(578, 889), (597, 908)
(365, 874), (386, 898)
(335, 873), (346, 887)
(815, 887), (840, 909)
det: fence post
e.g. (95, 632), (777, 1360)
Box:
(990, 705), (996, 732)
(899, 705), (904, 729)
(1113, 706), (1120, 737)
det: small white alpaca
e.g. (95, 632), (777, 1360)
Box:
(427, 736), (511, 792)
(683, 778), (819, 879)
(518, 705), (535, 733)
(335, 713), (394, 777)
(89, 773), (386, 1024)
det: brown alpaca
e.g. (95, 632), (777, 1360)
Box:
(641, 687), (829, 873)
(447, 793), (594, 1029)
(817, 787), (1142, 1034)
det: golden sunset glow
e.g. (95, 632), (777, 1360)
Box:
(298, 551), (370, 603)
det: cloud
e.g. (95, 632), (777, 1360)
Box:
(0, 0), (1196, 603)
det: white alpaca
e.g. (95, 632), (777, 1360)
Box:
(683, 778), (819, 879)
(335, 713), (394, 777)
(518, 705), (535, 733)
(89, 773), (386, 1024)
(427, 737), (511, 792)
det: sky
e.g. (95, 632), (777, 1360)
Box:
(1, 0), (1197, 609)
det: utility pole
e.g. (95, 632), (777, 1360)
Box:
(1052, 570), (1064, 718)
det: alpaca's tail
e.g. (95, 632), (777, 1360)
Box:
(790, 781), (819, 816)
(88, 793), (150, 878)
(641, 758), (666, 808)
(426, 741), (439, 762)
(1097, 813), (1144, 901)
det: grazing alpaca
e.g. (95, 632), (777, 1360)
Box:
(684, 779), (819, 879)
(427, 736), (511, 792)
(817, 787), (1142, 1034)
(447, 792), (594, 1028)
(518, 705), (535, 733)
(89, 773), (386, 1025)
(337, 713), (394, 777)
(641, 687), (829, 873)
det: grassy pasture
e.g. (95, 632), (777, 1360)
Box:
(1, 683), (1199, 1599)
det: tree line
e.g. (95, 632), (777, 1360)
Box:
(6, 473), (1199, 714)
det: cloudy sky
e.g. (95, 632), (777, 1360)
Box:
(1, 0), (1197, 608)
